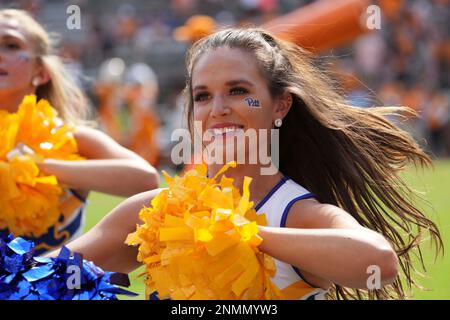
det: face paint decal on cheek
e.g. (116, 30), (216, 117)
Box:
(1, 51), (31, 67)
(18, 52), (30, 61)
(244, 97), (261, 108)
(2, 52), (32, 75)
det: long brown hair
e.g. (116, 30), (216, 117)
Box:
(183, 28), (443, 300)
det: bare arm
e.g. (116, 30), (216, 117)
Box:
(39, 126), (159, 197)
(258, 199), (399, 290)
(46, 189), (163, 274)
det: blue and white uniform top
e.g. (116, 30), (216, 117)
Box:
(255, 176), (328, 300)
(20, 188), (87, 255)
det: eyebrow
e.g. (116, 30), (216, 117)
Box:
(192, 79), (255, 91)
(0, 33), (26, 42)
(225, 79), (254, 87)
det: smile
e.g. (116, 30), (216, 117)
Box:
(208, 125), (245, 139)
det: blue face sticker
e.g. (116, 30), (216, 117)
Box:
(245, 97), (261, 107)
(18, 52), (30, 61)
(19, 52), (30, 61)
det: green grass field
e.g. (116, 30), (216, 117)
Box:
(84, 160), (450, 300)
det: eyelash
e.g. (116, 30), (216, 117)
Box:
(193, 92), (210, 102)
(230, 87), (249, 95)
(1, 42), (21, 50)
(194, 87), (249, 102)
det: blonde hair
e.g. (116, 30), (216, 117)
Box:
(0, 9), (89, 123)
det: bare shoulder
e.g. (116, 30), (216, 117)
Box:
(285, 198), (364, 230)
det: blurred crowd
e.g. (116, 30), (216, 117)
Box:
(4, 0), (450, 167)
(339, 0), (450, 157)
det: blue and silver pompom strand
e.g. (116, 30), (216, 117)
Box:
(0, 233), (138, 300)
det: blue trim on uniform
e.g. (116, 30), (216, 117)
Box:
(255, 176), (289, 211)
(306, 292), (320, 300)
(70, 189), (87, 202)
(64, 208), (84, 237)
(149, 291), (171, 300)
(280, 193), (316, 228)
(292, 265), (318, 289)
(30, 208), (85, 256)
(280, 193), (318, 288)
(149, 292), (160, 300)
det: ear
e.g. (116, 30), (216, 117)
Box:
(32, 65), (51, 86)
(273, 91), (293, 122)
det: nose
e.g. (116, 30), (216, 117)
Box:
(210, 95), (230, 118)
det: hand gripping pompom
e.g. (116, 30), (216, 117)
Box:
(0, 95), (83, 237)
(126, 161), (282, 300)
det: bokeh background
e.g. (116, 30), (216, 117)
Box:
(2, 0), (449, 299)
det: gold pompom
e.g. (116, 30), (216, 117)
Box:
(0, 95), (82, 237)
(126, 162), (281, 300)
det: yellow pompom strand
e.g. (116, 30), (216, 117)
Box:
(0, 95), (83, 237)
(126, 161), (282, 300)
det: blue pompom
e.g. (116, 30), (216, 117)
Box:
(0, 233), (138, 300)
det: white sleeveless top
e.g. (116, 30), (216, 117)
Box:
(255, 176), (328, 300)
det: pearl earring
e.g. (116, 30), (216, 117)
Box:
(274, 118), (282, 127)
(32, 78), (40, 87)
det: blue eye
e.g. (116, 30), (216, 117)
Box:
(230, 87), (249, 95)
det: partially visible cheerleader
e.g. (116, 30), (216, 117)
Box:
(0, 9), (159, 254)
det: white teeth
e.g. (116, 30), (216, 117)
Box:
(211, 126), (242, 135)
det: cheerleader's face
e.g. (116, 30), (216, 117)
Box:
(0, 17), (43, 109)
(191, 47), (290, 162)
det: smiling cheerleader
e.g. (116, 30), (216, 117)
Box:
(47, 28), (442, 300)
